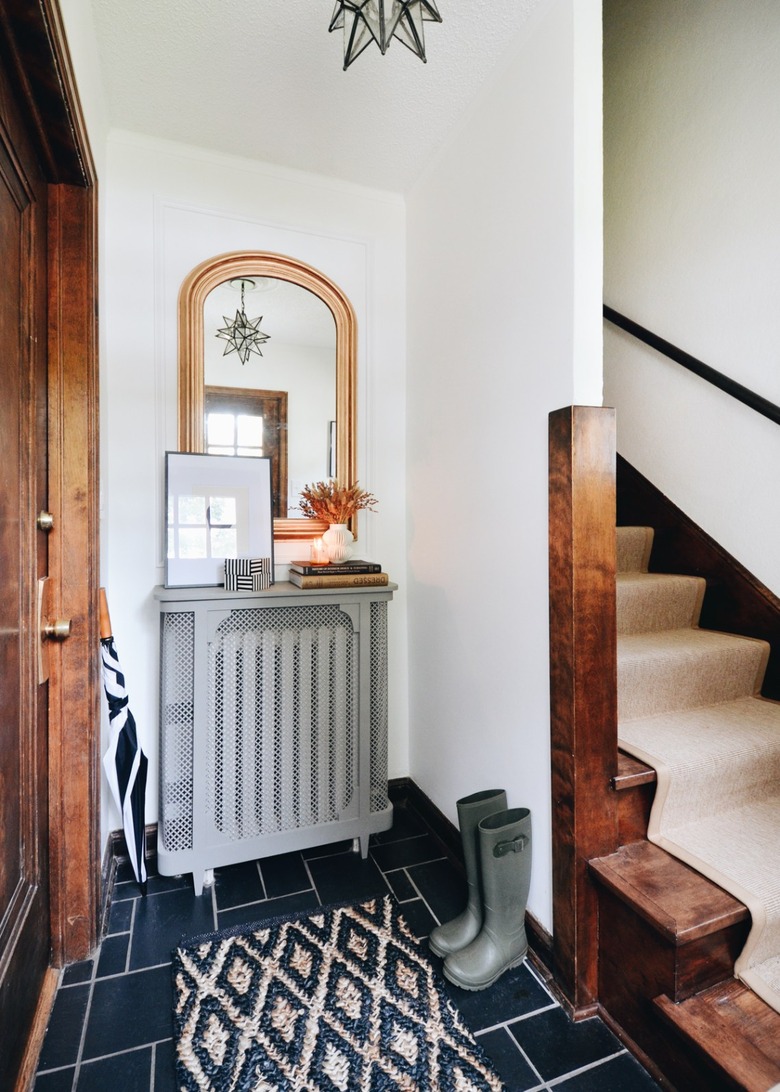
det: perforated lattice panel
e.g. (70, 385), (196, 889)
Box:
(369, 602), (390, 813)
(206, 606), (358, 841)
(159, 612), (195, 852)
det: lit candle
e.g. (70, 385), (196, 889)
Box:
(311, 538), (328, 564)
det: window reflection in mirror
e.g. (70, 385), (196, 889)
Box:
(203, 277), (336, 519)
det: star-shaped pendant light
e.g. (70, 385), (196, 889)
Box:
(329, 0), (442, 70)
(215, 279), (271, 365)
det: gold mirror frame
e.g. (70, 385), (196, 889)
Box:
(178, 251), (357, 540)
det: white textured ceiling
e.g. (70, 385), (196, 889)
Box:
(89, 0), (546, 192)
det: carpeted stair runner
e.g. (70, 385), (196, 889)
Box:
(616, 527), (780, 1015)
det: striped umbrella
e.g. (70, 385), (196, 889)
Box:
(100, 588), (148, 894)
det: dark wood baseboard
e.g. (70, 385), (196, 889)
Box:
(617, 455), (780, 699)
(388, 777), (465, 869)
(525, 913), (554, 977)
(100, 823), (157, 938)
(100, 833), (119, 940)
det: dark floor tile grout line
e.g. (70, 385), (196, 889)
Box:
(372, 851), (449, 871)
(475, 1022), (549, 1088)
(89, 959), (173, 983)
(253, 857), (269, 903)
(401, 866), (442, 927)
(150, 1041), (159, 1092)
(71, 1036), (174, 1067)
(216, 883), (318, 917)
(300, 854), (324, 907)
(546, 1047), (628, 1087)
(123, 895), (138, 975)
(209, 878), (219, 931)
(473, 998), (560, 1037)
(59, 928), (110, 1088)
(524, 959), (561, 1004)
(377, 830), (431, 846)
(68, 958), (96, 1091)
(301, 841), (354, 861)
(510, 1036), (547, 1089)
(216, 894), (270, 917)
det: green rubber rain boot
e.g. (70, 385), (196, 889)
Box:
(429, 789), (507, 958)
(443, 807), (531, 991)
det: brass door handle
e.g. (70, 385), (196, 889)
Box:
(43, 618), (71, 641)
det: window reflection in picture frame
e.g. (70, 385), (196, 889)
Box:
(165, 451), (274, 587)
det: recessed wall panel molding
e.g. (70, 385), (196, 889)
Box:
(154, 196), (373, 557)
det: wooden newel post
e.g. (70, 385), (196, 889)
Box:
(548, 406), (619, 1014)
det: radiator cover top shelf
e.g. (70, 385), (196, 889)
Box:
(155, 581), (395, 893)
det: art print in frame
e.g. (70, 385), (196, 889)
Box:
(165, 451), (274, 588)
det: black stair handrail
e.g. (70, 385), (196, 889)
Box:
(603, 304), (780, 427)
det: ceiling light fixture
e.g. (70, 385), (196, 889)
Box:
(329, 0), (442, 70)
(215, 278), (271, 365)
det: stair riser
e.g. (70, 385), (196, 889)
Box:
(597, 884), (750, 1005)
(597, 888), (751, 1091)
(617, 781), (654, 845)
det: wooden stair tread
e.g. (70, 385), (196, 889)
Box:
(590, 841), (749, 944)
(614, 750), (657, 789)
(655, 980), (780, 1090)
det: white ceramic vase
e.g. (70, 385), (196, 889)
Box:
(322, 523), (354, 563)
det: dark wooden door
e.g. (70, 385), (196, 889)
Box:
(0, 46), (53, 1089)
(205, 385), (289, 517)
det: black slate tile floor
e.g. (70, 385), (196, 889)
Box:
(34, 805), (663, 1091)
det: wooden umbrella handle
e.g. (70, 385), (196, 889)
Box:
(99, 587), (112, 640)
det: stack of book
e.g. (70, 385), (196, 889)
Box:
(288, 559), (389, 589)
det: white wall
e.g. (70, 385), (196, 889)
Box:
(102, 133), (408, 841)
(405, 0), (603, 933)
(604, 0), (780, 595)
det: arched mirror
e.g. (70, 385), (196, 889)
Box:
(178, 252), (357, 539)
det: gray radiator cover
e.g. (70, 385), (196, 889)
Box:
(156, 583), (394, 894)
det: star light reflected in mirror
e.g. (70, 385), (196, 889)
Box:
(215, 278), (271, 365)
(329, 0), (442, 70)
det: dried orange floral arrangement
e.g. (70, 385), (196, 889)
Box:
(298, 480), (378, 524)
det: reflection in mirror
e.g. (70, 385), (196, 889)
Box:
(178, 253), (357, 540)
(203, 278), (336, 519)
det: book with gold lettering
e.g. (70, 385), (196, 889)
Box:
(288, 571), (389, 589)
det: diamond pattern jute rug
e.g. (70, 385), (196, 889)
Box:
(172, 895), (506, 1091)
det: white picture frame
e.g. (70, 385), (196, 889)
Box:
(165, 451), (274, 587)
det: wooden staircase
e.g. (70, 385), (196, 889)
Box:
(592, 751), (780, 1090)
(586, 483), (780, 1089)
(589, 751), (777, 1092)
